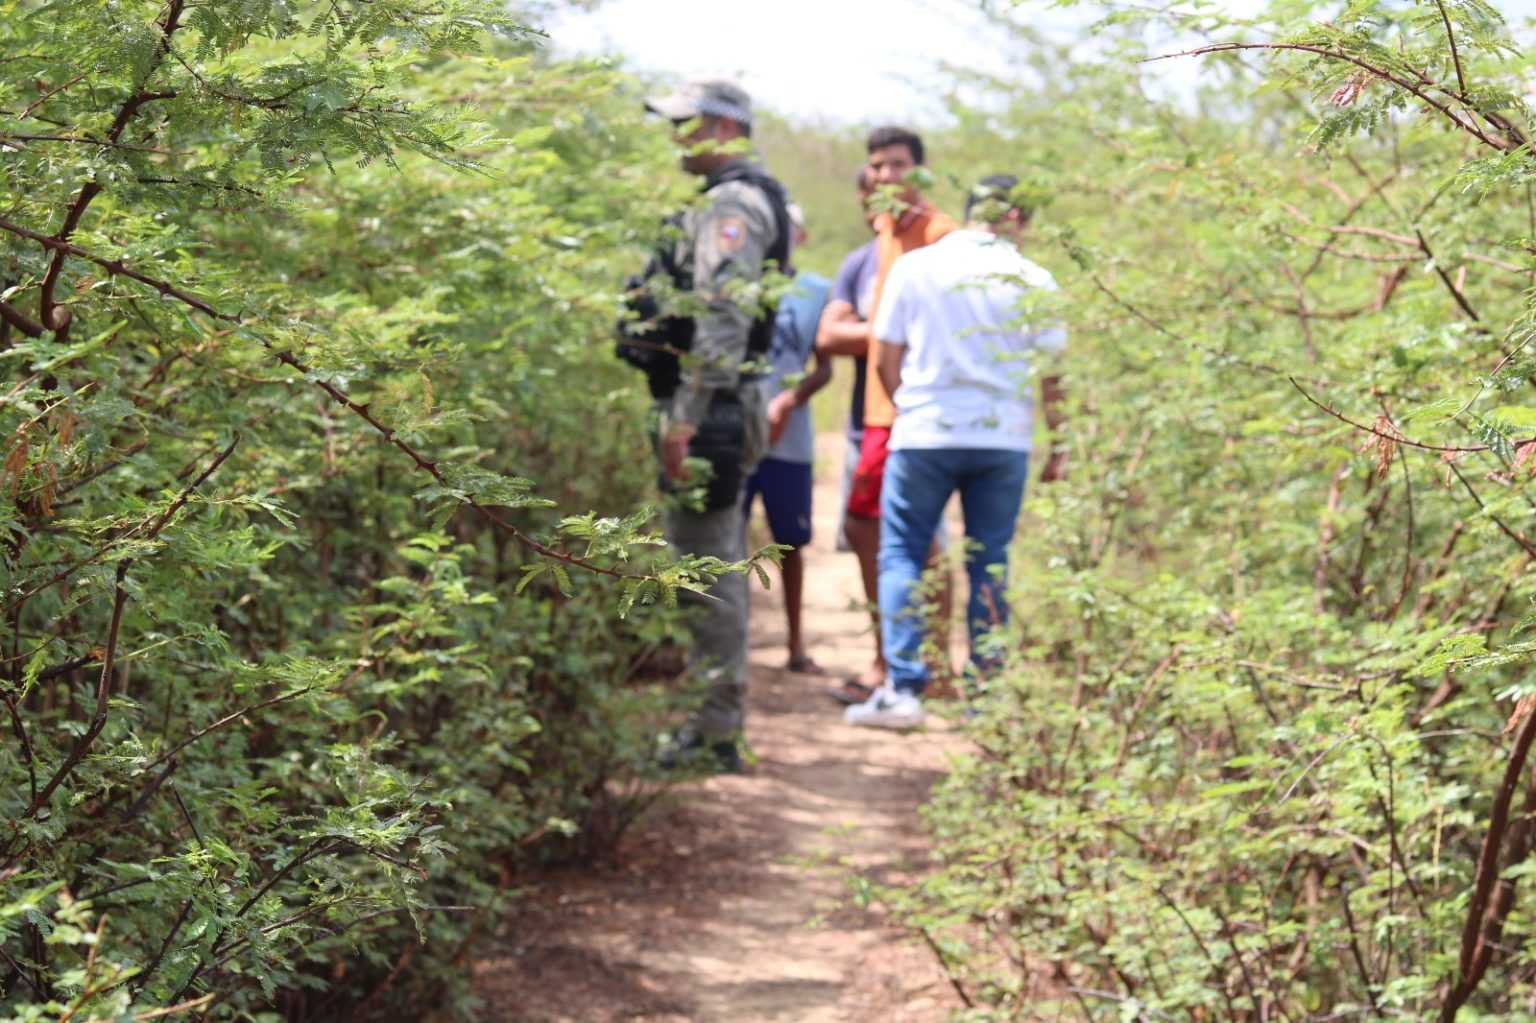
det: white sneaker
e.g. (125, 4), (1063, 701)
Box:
(844, 685), (925, 729)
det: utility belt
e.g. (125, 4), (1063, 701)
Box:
(655, 382), (772, 512)
(617, 285), (769, 512)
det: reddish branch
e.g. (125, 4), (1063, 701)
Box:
(1432, 0), (1469, 96)
(1463, 251), (1526, 272)
(165, 47), (400, 118)
(0, 217), (232, 323)
(34, 85), (180, 336)
(1339, 889), (1385, 1016)
(1442, 709), (1536, 1019)
(0, 434), (231, 617)
(35, 0), (185, 339)
(0, 300), (44, 338)
(1288, 377), (1496, 453)
(1155, 885), (1242, 1018)
(0, 133), (176, 154)
(1386, 450), (1416, 620)
(1314, 463), (1346, 614)
(1084, 268), (1173, 337)
(1283, 232), (1424, 263)
(15, 435), (239, 825)
(139, 687), (316, 776)
(1444, 461), (1536, 559)
(275, 352), (636, 580)
(15, 565), (127, 824)
(1147, 42), (1518, 152)
(1328, 224), (1422, 246)
(1, 684), (37, 805)
(1416, 229), (1481, 322)
(17, 74), (85, 119)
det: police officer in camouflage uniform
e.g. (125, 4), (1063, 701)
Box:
(621, 77), (789, 773)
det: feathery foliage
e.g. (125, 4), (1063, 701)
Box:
(0, 1), (742, 1018)
(878, 1), (1536, 1018)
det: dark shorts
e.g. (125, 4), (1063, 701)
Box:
(846, 425), (891, 519)
(743, 457), (814, 548)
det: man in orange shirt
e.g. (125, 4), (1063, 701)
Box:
(835, 127), (958, 704)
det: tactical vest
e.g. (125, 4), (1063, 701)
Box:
(616, 161), (792, 400)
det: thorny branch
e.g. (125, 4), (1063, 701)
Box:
(1148, 42), (1519, 152)
(33, 0), (186, 340)
(1417, 228), (1481, 322)
(1445, 461), (1536, 560)
(1433, 0), (1469, 96)
(0, 134), (177, 155)
(1442, 707), (1536, 1020)
(1155, 885), (1242, 1018)
(139, 687), (316, 776)
(0, 300), (44, 339)
(0, 217), (236, 323)
(1, 434), (241, 617)
(1288, 377), (1499, 454)
(12, 435), (239, 827)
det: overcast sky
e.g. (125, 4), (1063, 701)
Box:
(542, 0), (1063, 124)
(542, 0), (1536, 125)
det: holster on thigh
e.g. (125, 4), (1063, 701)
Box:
(686, 390), (746, 512)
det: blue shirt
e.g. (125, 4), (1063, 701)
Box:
(764, 270), (830, 464)
(831, 241), (878, 437)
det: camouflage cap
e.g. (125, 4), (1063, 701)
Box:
(645, 76), (752, 124)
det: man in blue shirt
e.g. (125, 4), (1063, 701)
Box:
(815, 169), (883, 701)
(743, 203), (831, 673)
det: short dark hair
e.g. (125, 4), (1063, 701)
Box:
(866, 125), (924, 166)
(964, 173), (1028, 222)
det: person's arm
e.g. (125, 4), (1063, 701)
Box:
(870, 257), (909, 404)
(1039, 374), (1068, 482)
(875, 338), (905, 400)
(766, 351), (833, 447)
(815, 301), (869, 357)
(662, 188), (771, 480)
(1032, 274), (1069, 483)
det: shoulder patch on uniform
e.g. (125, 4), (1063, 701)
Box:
(717, 216), (747, 254)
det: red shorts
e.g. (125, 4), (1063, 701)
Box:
(846, 425), (891, 519)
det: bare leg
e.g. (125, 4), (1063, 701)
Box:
(843, 513), (885, 687)
(781, 547), (810, 665)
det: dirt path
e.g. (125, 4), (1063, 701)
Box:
(476, 434), (966, 1022)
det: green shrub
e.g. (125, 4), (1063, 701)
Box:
(0, 3), (744, 1018)
(892, 2), (1536, 1018)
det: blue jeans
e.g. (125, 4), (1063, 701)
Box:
(878, 447), (1029, 695)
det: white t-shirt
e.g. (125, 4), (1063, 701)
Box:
(871, 229), (1065, 452)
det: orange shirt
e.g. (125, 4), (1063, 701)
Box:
(864, 202), (959, 428)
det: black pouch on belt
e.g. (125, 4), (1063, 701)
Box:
(686, 390), (746, 511)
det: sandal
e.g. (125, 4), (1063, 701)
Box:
(787, 654), (826, 675)
(824, 677), (875, 705)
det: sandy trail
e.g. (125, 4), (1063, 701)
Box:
(475, 433), (966, 1022)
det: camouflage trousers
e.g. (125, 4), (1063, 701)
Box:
(662, 379), (768, 740)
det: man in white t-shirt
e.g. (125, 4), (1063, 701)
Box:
(846, 174), (1067, 729)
